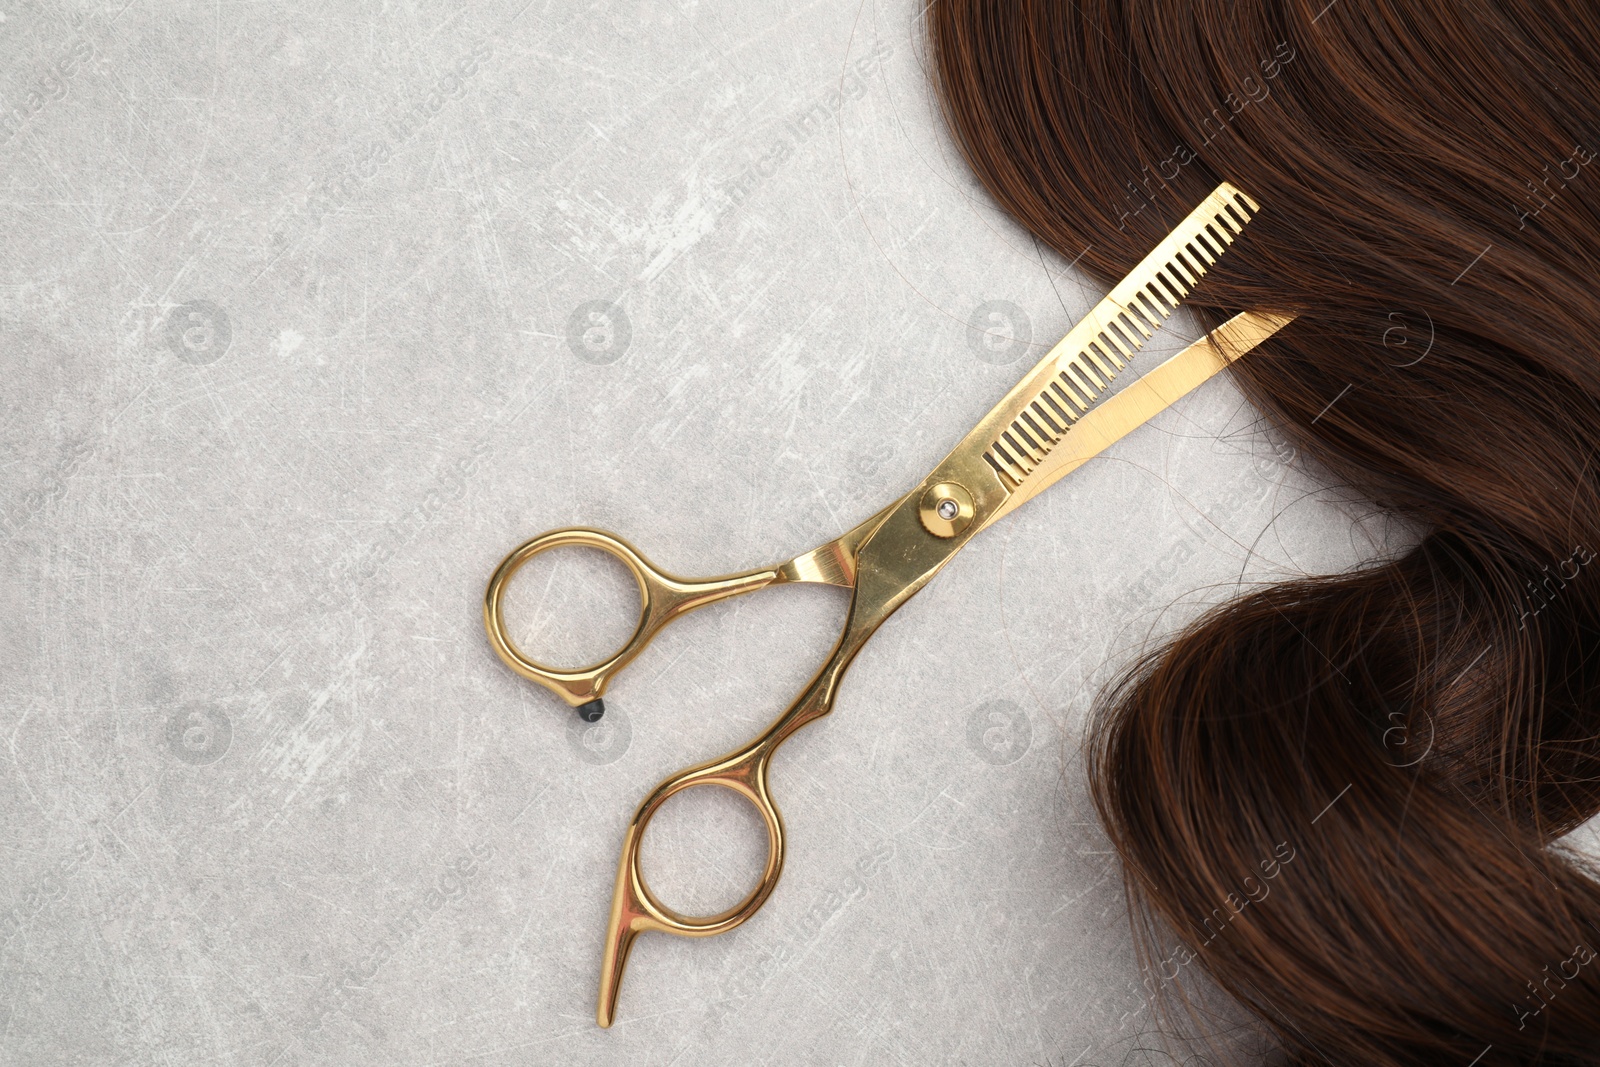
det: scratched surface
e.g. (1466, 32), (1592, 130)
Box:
(4, 2), (1593, 1065)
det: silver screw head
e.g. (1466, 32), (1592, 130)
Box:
(937, 499), (960, 520)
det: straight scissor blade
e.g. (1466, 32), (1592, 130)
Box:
(985, 309), (1296, 527)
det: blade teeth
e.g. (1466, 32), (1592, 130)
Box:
(1041, 389), (1076, 426)
(1004, 428), (1044, 465)
(1166, 258), (1197, 287)
(1120, 307), (1154, 339)
(1086, 338), (1122, 374)
(1020, 409), (1055, 446)
(988, 183), (1259, 490)
(1078, 349), (1113, 387)
(984, 451), (1019, 488)
(1143, 282), (1174, 314)
(1116, 312), (1148, 345)
(1051, 380), (1086, 417)
(1157, 268), (1189, 300)
(991, 439), (1028, 479)
(1030, 400), (1066, 436)
(1131, 293), (1165, 329)
(1103, 321), (1137, 359)
(1070, 364), (1103, 400)
(1094, 342), (1132, 375)
(1097, 328), (1132, 362)
(1057, 372), (1093, 411)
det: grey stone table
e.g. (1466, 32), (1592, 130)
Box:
(6, 1), (1581, 1064)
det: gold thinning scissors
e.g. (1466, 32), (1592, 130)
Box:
(484, 183), (1295, 1027)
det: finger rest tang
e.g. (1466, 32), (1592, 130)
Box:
(597, 745), (788, 1027)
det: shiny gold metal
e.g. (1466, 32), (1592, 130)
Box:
(483, 510), (892, 707)
(484, 528), (775, 707)
(480, 182), (1297, 1029)
(918, 482), (975, 537)
(990, 309), (1298, 525)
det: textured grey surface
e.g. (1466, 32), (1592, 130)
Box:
(0, 2), (1526, 1065)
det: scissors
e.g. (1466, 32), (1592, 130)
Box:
(484, 183), (1295, 1026)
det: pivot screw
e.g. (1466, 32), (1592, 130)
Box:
(918, 482), (976, 538)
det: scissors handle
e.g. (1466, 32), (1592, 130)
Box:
(596, 487), (948, 1026)
(483, 527), (779, 711)
(597, 617), (864, 1027)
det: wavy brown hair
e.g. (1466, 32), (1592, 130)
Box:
(931, 2), (1600, 1063)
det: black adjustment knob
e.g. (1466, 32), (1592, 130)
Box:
(575, 699), (605, 723)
